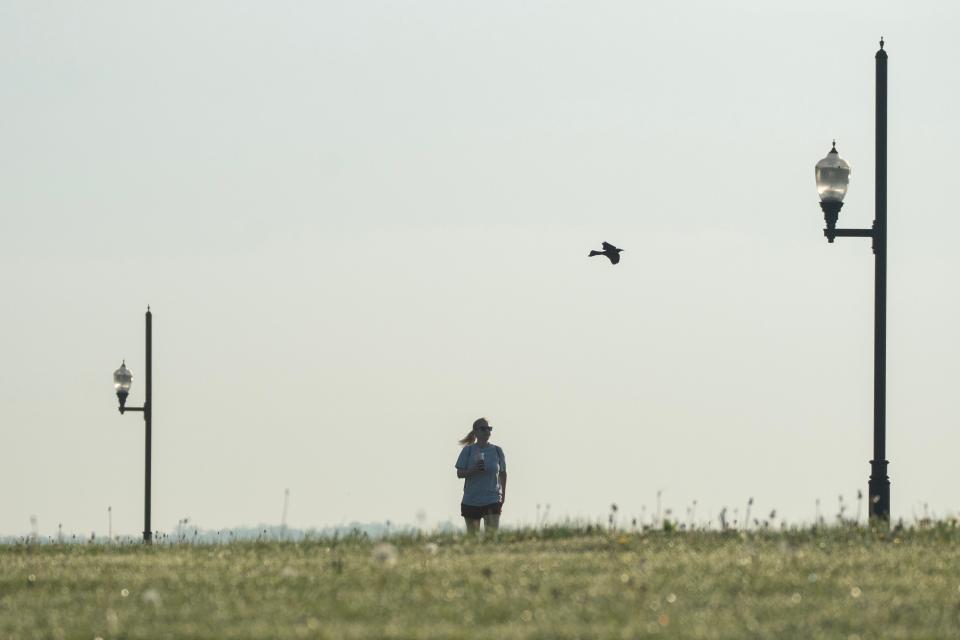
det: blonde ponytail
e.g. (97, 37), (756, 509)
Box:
(458, 417), (488, 445)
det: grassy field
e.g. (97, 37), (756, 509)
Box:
(3, 524), (960, 639)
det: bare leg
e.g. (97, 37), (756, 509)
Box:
(464, 518), (481, 534)
(483, 514), (500, 531)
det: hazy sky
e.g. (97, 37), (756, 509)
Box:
(3, 1), (960, 537)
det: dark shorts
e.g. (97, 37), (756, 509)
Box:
(461, 502), (502, 519)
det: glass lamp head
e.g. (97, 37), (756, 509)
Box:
(815, 141), (851, 203)
(113, 361), (132, 408)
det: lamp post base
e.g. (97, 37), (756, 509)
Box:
(868, 459), (890, 526)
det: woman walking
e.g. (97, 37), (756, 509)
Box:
(455, 417), (507, 533)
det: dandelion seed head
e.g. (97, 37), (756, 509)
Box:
(372, 543), (398, 566)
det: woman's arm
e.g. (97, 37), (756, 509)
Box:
(499, 471), (507, 503)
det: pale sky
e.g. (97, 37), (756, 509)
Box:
(3, 1), (960, 537)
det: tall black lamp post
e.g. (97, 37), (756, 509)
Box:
(815, 40), (889, 524)
(112, 306), (153, 543)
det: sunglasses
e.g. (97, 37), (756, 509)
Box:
(476, 426), (493, 432)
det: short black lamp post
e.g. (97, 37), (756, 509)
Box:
(113, 307), (153, 543)
(815, 40), (889, 524)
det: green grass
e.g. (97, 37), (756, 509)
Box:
(3, 524), (960, 639)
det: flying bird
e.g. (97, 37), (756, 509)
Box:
(588, 242), (624, 265)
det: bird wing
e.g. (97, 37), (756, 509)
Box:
(608, 252), (620, 265)
(602, 241), (619, 251)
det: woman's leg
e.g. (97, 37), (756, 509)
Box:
(464, 517), (481, 534)
(482, 514), (500, 531)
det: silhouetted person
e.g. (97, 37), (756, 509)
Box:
(589, 241), (623, 264)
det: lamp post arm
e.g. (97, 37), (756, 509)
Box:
(824, 227), (874, 242)
(119, 406), (146, 414)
